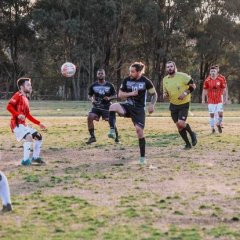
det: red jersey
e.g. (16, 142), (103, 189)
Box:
(203, 76), (226, 104)
(6, 91), (40, 131)
(205, 74), (227, 95)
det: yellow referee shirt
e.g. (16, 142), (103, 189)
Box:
(163, 72), (191, 105)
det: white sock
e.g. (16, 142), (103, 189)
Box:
(23, 142), (32, 161)
(0, 172), (11, 205)
(218, 117), (223, 126)
(33, 140), (42, 159)
(209, 118), (215, 128)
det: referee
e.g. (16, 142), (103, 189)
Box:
(163, 61), (197, 149)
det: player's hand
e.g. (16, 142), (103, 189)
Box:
(103, 96), (110, 101)
(130, 90), (138, 97)
(178, 93), (186, 100)
(18, 114), (25, 121)
(39, 123), (46, 130)
(163, 93), (169, 100)
(148, 104), (155, 114)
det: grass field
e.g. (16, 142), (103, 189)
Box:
(0, 101), (240, 240)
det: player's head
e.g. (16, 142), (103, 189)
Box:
(97, 69), (105, 81)
(210, 66), (218, 78)
(166, 61), (177, 75)
(214, 65), (220, 73)
(129, 62), (145, 79)
(17, 78), (32, 94)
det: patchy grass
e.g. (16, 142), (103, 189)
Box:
(0, 101), (240, 239)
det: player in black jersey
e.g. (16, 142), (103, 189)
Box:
(87, 69), (117, 144)
(108, 62), (157, 164)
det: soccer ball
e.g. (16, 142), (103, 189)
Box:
(61, 62), (76, 77)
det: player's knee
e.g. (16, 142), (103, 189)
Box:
(177, 121), (185, 129)
(87, 113), (94, 121)
(32, 132), (42, 141)
(135, 126), (144, 138)
(109, 103), (118, 111)
(25, 133), (33, 142)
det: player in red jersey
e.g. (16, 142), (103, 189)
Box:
(202, 66), (226, 133)
(6, 78), (46, 166)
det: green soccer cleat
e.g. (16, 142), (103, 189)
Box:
(32, 157), (46, 164)
(108, 129), (116, 139)
(139, 156), (146, 165)
(21, 159), (32, 166)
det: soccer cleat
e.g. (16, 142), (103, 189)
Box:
(32, 157), (46, 164)
(21, 159), (32, 166)
(183, 144), (192, 150)
(191, 132), (197, 146)
(211, 128), (216, 134)
(86, 136), (96, 144)
(2, 203), (13, 212)
(139, 157), (146, 165)
(108, 129), (116, 139)
(217, 125), (222, 133)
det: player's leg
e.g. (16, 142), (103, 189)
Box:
(216, 103), (224, 133)
(103, 111), (119, 143)
(108, 103), (125, 138)
(0, 172), (12, 212)
(87, 110), (99, 144)
(179, 106), (197, 147)
(13, 124), (33, 165)
(135, 124), (145, 164)
(208, 104), (216, 133)
(170, 105), (191, 149)
(32, 131), (45, 164)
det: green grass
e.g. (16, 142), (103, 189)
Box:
(0, 101), (240, 239)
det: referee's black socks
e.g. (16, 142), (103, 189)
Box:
(109, 111), (116, 129)
(179, 128), (191, 146)
(185, 123), (194, 136)
(139, 138), (145, 157)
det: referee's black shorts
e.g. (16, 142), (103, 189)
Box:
(120, 103), (145, 129)
(169, 102), (190, 123)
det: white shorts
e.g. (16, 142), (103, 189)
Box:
(13, 124), (37, 142)
(208, 103), (223, 114)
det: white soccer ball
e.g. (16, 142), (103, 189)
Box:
(61, 62), (76, 77)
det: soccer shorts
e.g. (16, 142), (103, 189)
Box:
(13, 124), (37, 142)
(208, 103), (223, 114)
(89, 104), (110, 120)
(120, 103), (145, 129)
(169, 102), (189, 123)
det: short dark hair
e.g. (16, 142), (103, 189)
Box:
(210, 66), (217, 70)
(17, 78), (31, 89)
(130, 62), (145, 73)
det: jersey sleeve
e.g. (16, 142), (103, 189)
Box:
(6, 94), (20, 117)
(184, 74), (192, 84)
(203, 80), (209, 89)
(120, 78), (127, 92)
(26, 113), (40, 125)
(110, 84), (116, 96)
(146, 79), (154, 90)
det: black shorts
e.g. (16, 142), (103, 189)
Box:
(90, 105), (109, 120)
(169, 102), (189, 123)
(120, 103), (145, 129)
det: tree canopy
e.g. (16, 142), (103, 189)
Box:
(0, 0), (240, 102)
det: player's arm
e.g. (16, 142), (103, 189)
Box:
(178, 79), (196, 100)
(6, 96), (25, 120)
(148, 87), (157, 114)
(163, 82), (169, 100)
(103, 85), (117, 101)
(26, 113), (46, 129)
(118, 79), (138, 99)
(202, 89), (207, 104)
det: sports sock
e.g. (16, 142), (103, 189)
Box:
(139, 138), (145, 157)
(23, 142), (32, 161)
(89, 128), (95, 137)
(209, 118), (215, 128)
(0, 172), (11, 205)
(109, 111), (116, 129)
(179, 128), (191, 145)
(33, 140), (42, 159)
